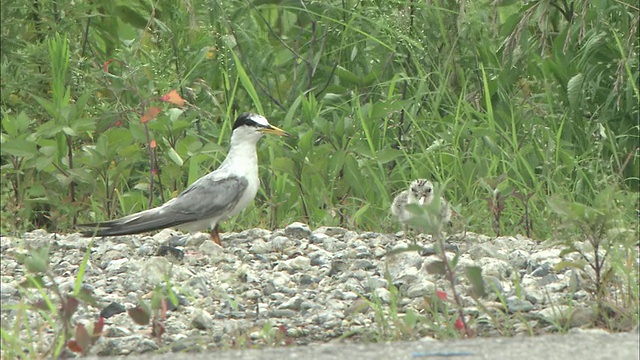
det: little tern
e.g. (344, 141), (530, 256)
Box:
(391, 179), (452, 229)
(79, 113), (291, 245)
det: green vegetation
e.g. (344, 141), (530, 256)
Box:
(1, 0), (638, 354)
(1, 0), (637, 237)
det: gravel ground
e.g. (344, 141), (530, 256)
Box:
(1, 224), (637, 358)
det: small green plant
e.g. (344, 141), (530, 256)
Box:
(257, 321), (293, 347)
(549, 186), (639, 330)
(404, 188), (480, 338)
(0, 242), (104, 358)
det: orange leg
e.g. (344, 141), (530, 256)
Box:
(210, 224), (222, 246)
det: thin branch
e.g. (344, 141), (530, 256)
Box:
(252, 4), (310, 67)
(81, 15), (91, 57)
(315, 62), (338, 97)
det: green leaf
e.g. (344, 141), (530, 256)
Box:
(19, 275), (46, 289)
(37, 121), (65, 138)
(187, 155), (203, 186)
(298, 129), (315, 155)
(167, 108), (184, 123)
(165, 145), (184, 167)
(273, 157), (295, 175)
(334, 66), (361, 86)
(116, 5), (150, 29)
(567, 73), (584, 110)
(284, 94), (304, 129)
(31, 94), (59, 119)
(328, 149), (345, 178)
(353, 203), (370, 222)
(1, 139), (38, 158)
(20, 247), (50, 274)
(375, 148), (402, 164)
(230, 50), (263, 114)
(151, 288), (164, 310)
(62, 126), (77, 136)
(73, 239), (93, 297)
(554, 260), (586, 272)
(2, 112), (32, 135)
(465, 266), (485, 297)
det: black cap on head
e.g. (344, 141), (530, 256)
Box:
(233, 113), (264, 130)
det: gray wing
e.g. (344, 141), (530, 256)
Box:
(169, 175), (248, 222)
(390, 191), (409, 217)
(79, 176), (248, 236)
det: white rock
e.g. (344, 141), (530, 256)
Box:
(478, 257), (511, 279)
(288, 256), (311, 270)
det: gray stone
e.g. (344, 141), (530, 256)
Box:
(373, 287), (392, 303)
(508, 249), (530, 269)
(190, 309), (213, 330)
(268, 309), (298, 318)
(528, 249), (562, 268)
(478, 257), (511, 279)
(279, 296), (304, 310)
(314, 226), (347, 237)
(271, 236), (290, 252)
(536, 305), (571, 324)
(406, 281), (435, 298)
(249, 239), (271, 254)
(531, 263), (551, 277)
(506, 296), (535, 313)
(285, 222), (312, 239)
(198, 239), (223, 258)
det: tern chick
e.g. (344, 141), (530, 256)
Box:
(391, 179), (452, 229)
(79, 113), (291, 245)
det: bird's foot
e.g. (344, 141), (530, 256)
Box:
(210, 225), (222, 247)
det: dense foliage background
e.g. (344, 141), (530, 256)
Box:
(1, 0), (638, 238)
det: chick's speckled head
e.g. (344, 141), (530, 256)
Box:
(408, 179), (433, 205)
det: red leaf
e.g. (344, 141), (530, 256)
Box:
(128, 304), (151, 325)
(61, 296), (79, 320)
(102, 59), (114, 73)
(141, 107), (161, 123)
(67, 340), (83, 353)
(103, 59), (124, 73)
(92, 317), (105, 344)
(160, 299), (168, 320)
(436, 290), (448, 301)
(75, 323), (91, 353)
(455, 318), (464, 330)
(30, 299), (49, 311)
(160, 89), (185, 106)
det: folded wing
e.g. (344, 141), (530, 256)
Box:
(79, 176), (248, 236)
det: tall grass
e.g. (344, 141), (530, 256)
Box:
(0, 1), (636, 239)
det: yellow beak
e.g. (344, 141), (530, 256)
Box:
(260, 125), (292, 137)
